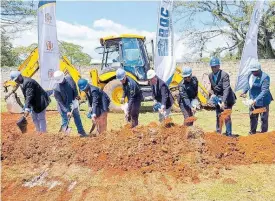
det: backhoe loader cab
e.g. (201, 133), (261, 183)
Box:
(98, 35), (150, 80)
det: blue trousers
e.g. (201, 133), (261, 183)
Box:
(31, 109), (47, 133)
(249, 105), (269, 134)
(216, 105), (232, 136)
(61, 109), (85, 135)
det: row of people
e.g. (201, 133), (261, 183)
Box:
(9, 57), (273, 136)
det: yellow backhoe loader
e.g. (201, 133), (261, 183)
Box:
(89, 34), (210, 112)
(3, 47), (83, 113)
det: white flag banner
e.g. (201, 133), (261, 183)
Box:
(154, 0), (175, 83)
(235, 0), (265, 92)
(38, 0), (59, 90)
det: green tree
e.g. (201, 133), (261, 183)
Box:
(1, 0), (37, 34)
(174, 1), (275, 59)
(1, 34), (18, 66)
(12, 43), (37, 64)
(59, 41), (92, 66)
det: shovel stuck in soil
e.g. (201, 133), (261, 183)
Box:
(219, 109), (232, 134)
(17, 116), (28, 133)
(184, 116), (198, 124)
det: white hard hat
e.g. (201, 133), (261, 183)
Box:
(249, 60), (261, 71)
(53, 70), (65, 83)
(147, 69), (156, 80)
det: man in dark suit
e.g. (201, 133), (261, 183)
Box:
(178, 67), (199, 126)
(116, 68), (142, 128)
(240, 61), (273, 134)
(78, 78), (110, 135)
(147, 69), (174, 122)
(10, 71), (51, 133)
(208, 57), (236, 136)
(53, 70), (86, 137)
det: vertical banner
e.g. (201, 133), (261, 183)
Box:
(38, 0), (59, 90)
(235, 0), (265, 91)
(154, 0), (175, 83)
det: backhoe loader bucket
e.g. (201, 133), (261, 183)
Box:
(5, 93), (24, 114)
(17, 116), (28, 133)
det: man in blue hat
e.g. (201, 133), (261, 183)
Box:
(53, 70), (86, 137)
(178, 67), (198, 126)
(9, 71), (51, 134)
(240, 60), (273, 134)
(116, 68), (142, 128)
(78, 78), (110, 135)
(208, 57), (236, 136)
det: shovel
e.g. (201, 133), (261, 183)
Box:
(89, 121), (97, 136)
(17, 116), (28, 133)
(59, 108), (74, 135)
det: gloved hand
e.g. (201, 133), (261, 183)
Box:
(87, 112), (92, 119)
(248, 99), (256, 106)
(219, 102), (225, 110)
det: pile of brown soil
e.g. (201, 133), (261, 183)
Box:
(2, 113), (275, 181)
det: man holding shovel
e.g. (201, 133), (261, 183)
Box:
(10, 71), (51, 134)
(208, 57), (236, 136)
(178, 67), (199, 126)
(240, 61), (273, 134)
(147, 69), (174, 122)
(116, 68), (142, 128)
(77, 78), (110, 135)
(53, 71), (87, 137)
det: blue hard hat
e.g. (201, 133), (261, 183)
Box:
(209, 57), (221, 67)
(10, 71), (21, 81)
(77, 78), (88, 91)
(182, 67), (192, 78)
(116, 68), (126, 81)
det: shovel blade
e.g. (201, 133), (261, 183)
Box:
(252, 107), (267, 114)
(184, 116), (198, 123)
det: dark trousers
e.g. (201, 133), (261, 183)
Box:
(216, 105), (232, 135)
(249, 105), (269, 134)
(180, 102), (194, 126)
(128, 99), (141, 128)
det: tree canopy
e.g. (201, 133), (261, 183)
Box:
(174, 1), (275, 60)
(1, 0), (37, 34)
(59, 41), (92, 66)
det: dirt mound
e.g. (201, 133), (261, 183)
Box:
(2, 113), (275, 181)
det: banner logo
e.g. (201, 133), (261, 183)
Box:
(45, 13), (52, 24)
(48, 69), (54, 78)
(46, 41), (54, 51)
